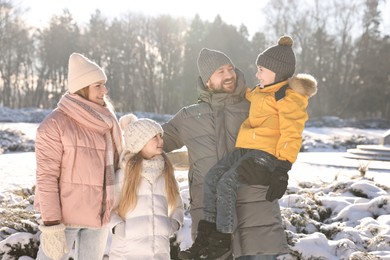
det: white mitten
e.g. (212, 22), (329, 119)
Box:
(170, 219), (180, 235)
(39, 223), (69, 260)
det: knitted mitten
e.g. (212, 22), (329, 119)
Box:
(39, 223), (68, 260)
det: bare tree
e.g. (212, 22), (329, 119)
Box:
(2, 0), (389, 120)
(35, 9), (80, 108)
(150, 15), (187, 113)
(263, 0), (365, 118)
(104, 13), (148, 112)
(0, 0), (33, 107)
(353, 0), (390, 118)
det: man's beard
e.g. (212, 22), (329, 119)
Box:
(210, 78), (236, 93)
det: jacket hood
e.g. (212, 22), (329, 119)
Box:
(197, 68), (247, 105)
(288, 73), (317, 97)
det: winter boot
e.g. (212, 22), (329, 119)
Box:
(170, 234), (180, 260)
(178, 220), (216, 260)
(205, 230), (233, 260)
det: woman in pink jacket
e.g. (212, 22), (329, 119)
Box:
(34, 53), (123, 260)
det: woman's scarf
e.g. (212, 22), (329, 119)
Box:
(57, 93), (123, 225)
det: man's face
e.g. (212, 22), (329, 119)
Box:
(206, 64), (236, 93)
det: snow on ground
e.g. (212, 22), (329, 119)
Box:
(1, 107), (390, 259)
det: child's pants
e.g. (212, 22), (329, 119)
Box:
(203, 148), (274, 233)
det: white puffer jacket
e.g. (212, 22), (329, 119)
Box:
(109, 155), (184, 260)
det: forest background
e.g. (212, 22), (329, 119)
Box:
(0, 0), (389, 119)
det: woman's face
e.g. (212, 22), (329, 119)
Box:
(141, 134), (164, 159)
(88, 80), (108, 105)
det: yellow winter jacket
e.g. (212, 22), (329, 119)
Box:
(235, 74), (317, 163)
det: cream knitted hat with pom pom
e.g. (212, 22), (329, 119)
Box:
(119, 114), (163, 154)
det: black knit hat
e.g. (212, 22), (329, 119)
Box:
(197, 48), (234, 86)
(256, 36), (296, 82)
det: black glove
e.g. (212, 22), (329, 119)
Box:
(237, 154), (276, 185)
(265, 160), (292, 202)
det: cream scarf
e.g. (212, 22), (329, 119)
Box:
(141, 155), (165, 184)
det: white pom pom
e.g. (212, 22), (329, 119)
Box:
(119, 113), (138, 130)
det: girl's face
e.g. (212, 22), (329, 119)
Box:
(141, 134), (164, 159)
(88, 80), (108, 105)
(256, 66), (276, 88)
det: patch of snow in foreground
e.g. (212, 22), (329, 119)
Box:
(1, 150), (390, 259)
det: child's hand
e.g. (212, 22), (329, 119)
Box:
(265, 160), (292, 202)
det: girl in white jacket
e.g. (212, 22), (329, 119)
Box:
(110, 114), (184, 260)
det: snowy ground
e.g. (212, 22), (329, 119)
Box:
(0, 107), (390, 259)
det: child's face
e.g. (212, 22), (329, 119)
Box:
(256, 66), (276, 88)
(141, 133), (164, 159)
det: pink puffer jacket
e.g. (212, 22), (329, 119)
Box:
(35, 109), (115, 228)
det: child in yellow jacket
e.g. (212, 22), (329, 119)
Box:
(179, 36), (317, 260)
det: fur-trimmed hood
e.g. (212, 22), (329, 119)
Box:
(288, 73), (317, 97)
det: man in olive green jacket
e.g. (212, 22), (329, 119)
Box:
(163, 48), (288, 259)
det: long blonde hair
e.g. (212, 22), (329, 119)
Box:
(117, 152), (179, 219)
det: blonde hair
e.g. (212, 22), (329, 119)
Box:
(117, 152), (179, 219)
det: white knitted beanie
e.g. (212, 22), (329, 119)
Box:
(67, 53), (107, 93)
(119, 114), (163, 154)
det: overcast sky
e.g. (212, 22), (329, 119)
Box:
(17, 0), (390, 37)
(18, 0), (267, 36)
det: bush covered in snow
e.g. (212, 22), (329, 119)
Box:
(301, 133), (377, 152)
(307, 116), (390, 129)
(281, 177), (390, 259)
(0, 129), (35, 154)
(1, 176), (389, 259)
(0, 187), (40, 259)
